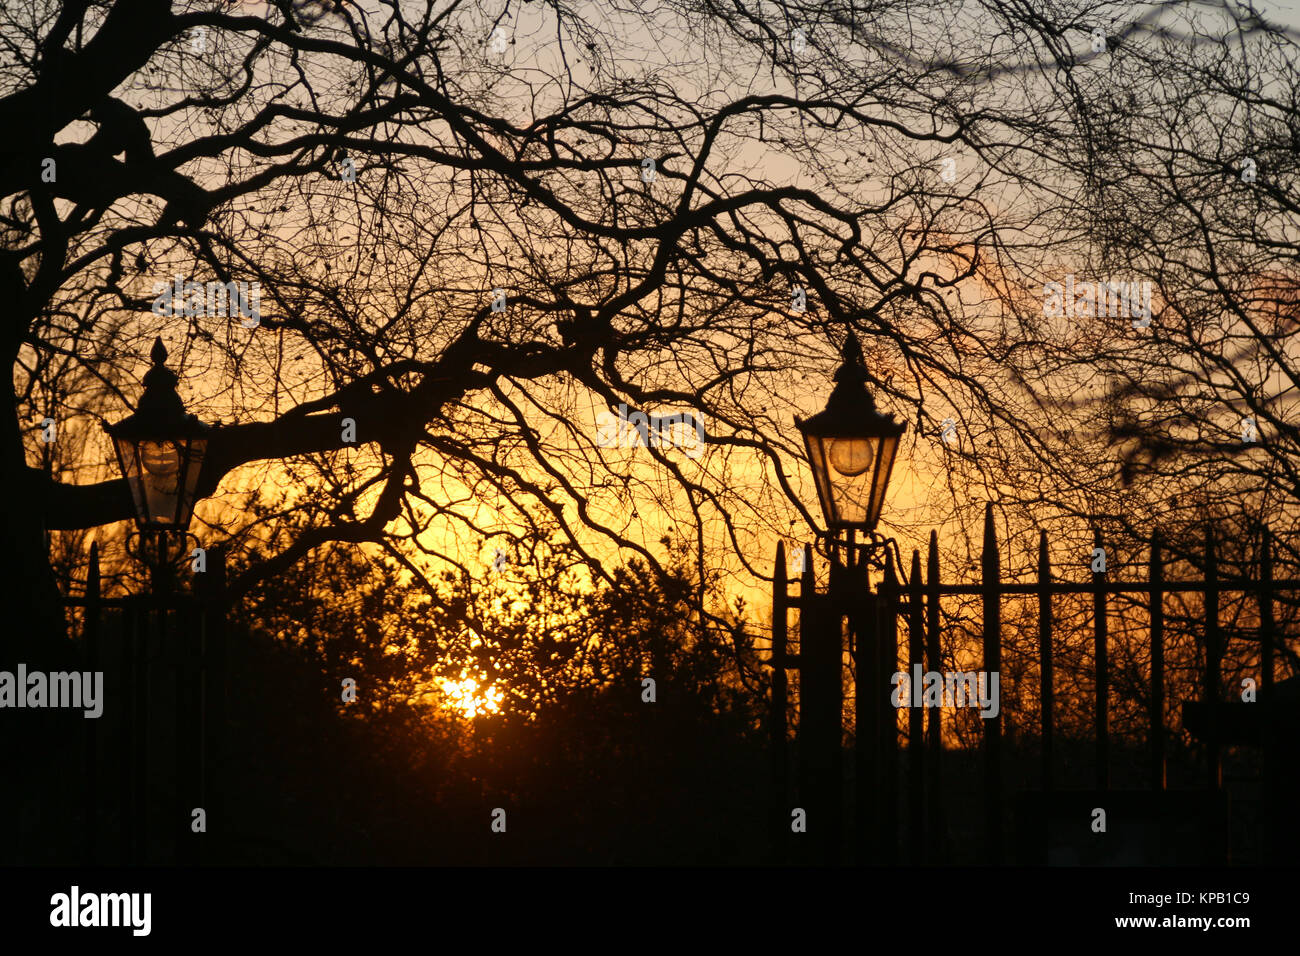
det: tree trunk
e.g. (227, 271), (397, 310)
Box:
(0, 388), (83, 863)
(1, 392), (67, 653)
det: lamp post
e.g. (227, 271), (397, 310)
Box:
(104, 336), (216, 864)
(793, 330), (906, 864)
(106, 337), (210, 593)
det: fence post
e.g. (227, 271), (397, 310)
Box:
(771, 542), (788, 862)
(119, 602), (132, 864)
(1259, 528), (1274, 695)
(138, 599), (152, 862)
(1150, 529), (1165, 791)
(801, 548), (841, 864)
(1094, 528), (1109, 792)
(1258, 527), (1274, 860)
(1038, 531), (1053, 792)
(851, 552), (872, 865)
(177, 578), (197, 865)
(908, 548), (924, 863)
(877, 550), (900, 865)
(1205, 527), (1221, 790)
(982, 504), (1002, 863)
(797, 543), (814, 863)
(926, 530), (944, 863)
(206, 544), (227, 866)
(84, 543), (101, 864)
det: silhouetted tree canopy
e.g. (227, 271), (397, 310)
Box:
(5, 0), (1300, 672)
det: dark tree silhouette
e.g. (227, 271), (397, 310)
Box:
(6, 0), (1221, 647)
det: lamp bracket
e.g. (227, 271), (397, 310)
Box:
(814, 529), (908, 584)
(128, 529), (200, 572)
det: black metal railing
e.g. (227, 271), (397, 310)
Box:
(770, 505), (1297, 866)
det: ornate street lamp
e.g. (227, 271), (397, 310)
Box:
(796, 331), (905, 543)
(106, 337), (211, 577)
(786, 329), (911, 866)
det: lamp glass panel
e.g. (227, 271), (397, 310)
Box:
(177, 438), (207, 526)
(114, 437), (206, 527)
(810, 433), (887, 528)
(113, 435), (150, 527)
(803, 434), (838, 527)
(828, 464), (870, 528)
(866, 435), (899, 529)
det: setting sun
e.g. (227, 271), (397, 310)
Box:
(437, 676), (503, 719)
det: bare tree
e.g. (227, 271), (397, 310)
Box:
(0, 0), (1071, 647)
(8, 0), (1297, 686)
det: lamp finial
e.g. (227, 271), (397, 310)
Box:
(841, 330), (863, 366)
